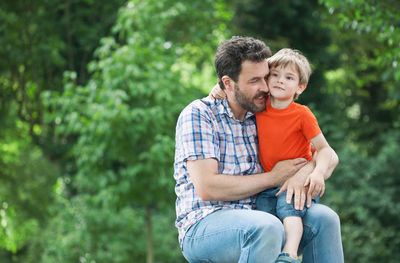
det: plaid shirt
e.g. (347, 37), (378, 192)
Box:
(174, 96), (264, 247)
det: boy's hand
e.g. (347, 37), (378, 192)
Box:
(209, 83), (227, 100)
(304, 171), (325, 207)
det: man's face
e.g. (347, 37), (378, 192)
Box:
(234, 60), (269, 113)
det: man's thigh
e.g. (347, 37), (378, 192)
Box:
(182, 209), (284, 263)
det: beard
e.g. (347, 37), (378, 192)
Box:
(234, 83), (268, 113)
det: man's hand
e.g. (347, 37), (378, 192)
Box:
(276, 161), (315, 210)
(269, 158), (307, 186)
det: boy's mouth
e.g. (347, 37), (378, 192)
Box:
(272, 85), (285, 91)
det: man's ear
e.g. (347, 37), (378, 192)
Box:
(221, 75), (234, 91)
(296, 83), (307, 96)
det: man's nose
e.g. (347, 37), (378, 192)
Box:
(260, 79), (269, 92)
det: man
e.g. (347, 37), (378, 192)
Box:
(174, 36), (344, 263)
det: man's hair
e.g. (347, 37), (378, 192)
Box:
(267, 48), (312, 85)
(214, 36), (272, 89)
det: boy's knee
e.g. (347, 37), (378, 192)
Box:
(276, 207), (306, 220)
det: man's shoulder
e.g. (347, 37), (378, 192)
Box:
(179, 96), (220, 119)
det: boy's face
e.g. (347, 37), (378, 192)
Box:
(267, 64), (306, 101)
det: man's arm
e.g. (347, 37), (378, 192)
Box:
(187, 158), (307, 201)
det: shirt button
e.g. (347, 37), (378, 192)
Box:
(247, 156), (252, 163)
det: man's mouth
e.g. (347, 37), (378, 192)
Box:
(254, 93), (267, 102)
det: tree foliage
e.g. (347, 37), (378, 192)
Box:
(318, 0), (400, 261)
(0, 0), (399, 262)
(37, 0), (230, 262)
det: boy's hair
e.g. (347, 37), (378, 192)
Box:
(268, 48), (312, 85)
(215, 36), (272, 90)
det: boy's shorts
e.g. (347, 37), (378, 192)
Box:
(255, 187), (318, 220)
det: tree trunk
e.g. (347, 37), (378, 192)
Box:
(145, 205), (154, 263)
(65, 0), (74, 71)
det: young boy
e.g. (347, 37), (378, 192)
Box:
(211, 48), (337, 263)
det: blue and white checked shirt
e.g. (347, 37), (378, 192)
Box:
(174, 96), (264, 247)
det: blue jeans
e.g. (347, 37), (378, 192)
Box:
(182, 205), (343, 263)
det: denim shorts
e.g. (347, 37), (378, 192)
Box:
(255, 187), (317, 220)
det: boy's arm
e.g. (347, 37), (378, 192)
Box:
(276, 160), (315, 210)
(276, 141), (339, 210)
(317, 146), (339, 180)
(305, 133), (339, 200)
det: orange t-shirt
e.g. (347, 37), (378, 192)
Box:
(256, 98), (321, 172)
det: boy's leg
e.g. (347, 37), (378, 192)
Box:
(282, 216), (303, 259)
(300, 204), (344, 263)
(276, 190), (307, 259)
(182, 209), (284, 263)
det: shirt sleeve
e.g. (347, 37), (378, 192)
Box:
(301, 105), (322, 140)
(175, 101), (220, 162)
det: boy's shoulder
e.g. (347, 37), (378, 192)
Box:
(293, 102), (314, 113)
(292, 102), (318, 119)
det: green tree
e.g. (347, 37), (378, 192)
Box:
(319, 0), (400, 150)
(0, 104), (59, 261)
(40, 1), (231, 262)
(0, 1), (125, 260)
(319, 0), (400, 261)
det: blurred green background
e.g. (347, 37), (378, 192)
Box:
(0, 0), (399, 262)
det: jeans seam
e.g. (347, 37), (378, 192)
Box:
(240, 247), (250, 263)
(304, 222), (318, 262)
(186, 227), (250, 240)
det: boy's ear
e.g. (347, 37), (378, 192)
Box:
(221, 75), (234, 91)
(296, 83), (307, 96)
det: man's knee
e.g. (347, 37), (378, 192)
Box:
(242, 211), (284, 262)
(246, 211), (284, 243)
(305, 204), (341, 230)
